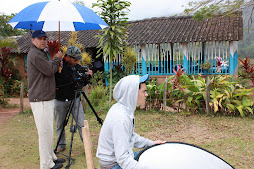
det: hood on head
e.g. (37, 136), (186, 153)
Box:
(113, 75), (139, 112)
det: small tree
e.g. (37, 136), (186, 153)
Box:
(0, 13), (28, 37)
(0, 38), (18, 101)
(93, 0), (131, 105)
(122, 47), (136, 74)
(0, 38), (18, 81)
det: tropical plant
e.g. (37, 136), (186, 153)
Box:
(61, 32), (92, 66)
(122, 47), (136, 74)
(146, 73), (254, 117)
(201, 62), (211, 70)
(146, 78), (165, 110)
(47, 40), (60, 60)
(80, 52), (93, 67)
(106, 64), (126, 85)
(0, 38), (18, 82)
(215, 56), (228, 73)
(0, 38), (19, 102)
(87, 84), (110, 113)
(93, 0), (131, 106)
(208, 75), (253, 117)
(89, 85), (108, 107)
(172, 64), (186, 83)
(0, 76), (6, 105)
(181, 75), (206, 113)
(239, 57), (254, 84)
(90, 71), (107, 85)
(0, 47), (14, 81)
(10, 77), (28, 96)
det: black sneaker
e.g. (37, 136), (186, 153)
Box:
(54, 158), (66, 163)
(51, 163), (63, 169)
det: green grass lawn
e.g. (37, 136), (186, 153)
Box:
(0, 109), (253, 169)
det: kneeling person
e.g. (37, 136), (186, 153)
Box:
(96, 74), (165, 169)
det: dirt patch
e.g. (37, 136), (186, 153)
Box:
(0, 98), (30, 124)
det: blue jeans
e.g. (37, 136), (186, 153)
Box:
(106, 151), (141, 169)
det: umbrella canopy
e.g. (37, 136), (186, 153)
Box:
(8, 0), (108, 31)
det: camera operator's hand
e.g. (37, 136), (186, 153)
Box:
(87, 68), (93, 76)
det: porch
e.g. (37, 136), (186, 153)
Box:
(105, 41), (238, 76)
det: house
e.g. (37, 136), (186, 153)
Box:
(13, 12), (243, 80)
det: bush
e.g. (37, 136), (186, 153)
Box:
(0, 77), (7, 105)
(10, 77), (28, 96)
(86, 85), (109, 113)
(90, 71), (107, 85)
(146, 74), (254, 117)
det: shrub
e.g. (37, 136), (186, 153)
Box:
(239, 57), (254, 85)
(10, 77), (28, 96)
(146, 74), (254, 117)
(90, 71), (107, 85)
(86, 85), (109, 114)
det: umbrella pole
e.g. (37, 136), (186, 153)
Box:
(58, 0), (61, 50)
(58, 21), (60, 50)
(58, 21), (62, 73)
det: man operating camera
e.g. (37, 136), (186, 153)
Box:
(54, 46), (92, 153)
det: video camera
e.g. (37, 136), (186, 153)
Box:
(72, 65), (91, 89)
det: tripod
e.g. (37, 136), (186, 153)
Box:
(54, 88), (103, 169)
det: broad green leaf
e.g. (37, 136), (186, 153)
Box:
(236, 105), (244, 117)
(214, 100), (219, 112)
(242, 97), (251, 107)
(227, 104), (235, 111)
(232, 100), (241, 105)
(175, 99), (185, 103)
(188, 97), (193, 103)
(245, 107), (253, 114)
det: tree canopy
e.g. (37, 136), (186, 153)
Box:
(183, 0), (254, 21)
(0, 13), (28, 38)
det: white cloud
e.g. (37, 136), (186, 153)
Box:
(0, 0), (190, 20)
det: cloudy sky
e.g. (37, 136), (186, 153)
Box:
(0, 0), (192, 21)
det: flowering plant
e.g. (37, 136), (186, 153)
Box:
(215, 56), (228, 73)
(201, 62), (211, 70)
(173, 64), (186, 84)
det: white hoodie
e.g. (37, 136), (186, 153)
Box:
(96, 75), (153, 169)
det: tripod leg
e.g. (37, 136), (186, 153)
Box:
(65, 124), (76, 169)
(81, 91), (103, 125)
(66, 91), (81, 168)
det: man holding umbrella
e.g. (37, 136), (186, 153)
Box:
(27, 30), (64, 169)
(8, 1), (108, 168)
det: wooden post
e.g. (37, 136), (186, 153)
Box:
(205, 77), (211, 115)
(163, 77), (167, 112)
(82, 120), (95, 169)
(20, 82), (24, 114)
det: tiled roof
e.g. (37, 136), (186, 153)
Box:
(15, 13), (243, 53)
(127, 13), (243, 44)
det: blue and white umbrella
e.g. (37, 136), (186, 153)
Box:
(8, 0), (108, 31)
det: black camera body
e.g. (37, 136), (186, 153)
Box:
(72, 65), (91, 89)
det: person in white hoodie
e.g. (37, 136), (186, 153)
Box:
(96, 74), (165, 169)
